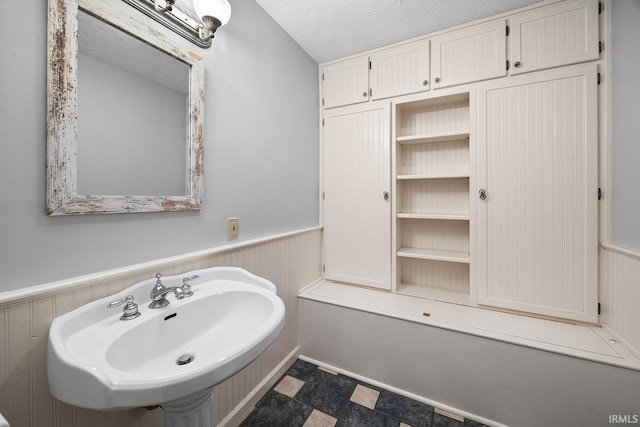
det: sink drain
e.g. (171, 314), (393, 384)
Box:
(177, 354), (195, 365)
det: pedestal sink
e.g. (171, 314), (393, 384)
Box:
(47, 267), (285, 426)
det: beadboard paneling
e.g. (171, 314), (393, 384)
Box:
(0, 228), (321, 427)
(398, 178), (470, 216)
(399, 258), (470, 293)
(322, 55), (369, 109)
(370, 39), (430, 101)
(477, 65), (598, 323)
(399, 219), (469, 253)
(397, 98), (469, 138)
(431, 20), (507, 89)
(398, 138), (469, 177)
(510, 0), (600, 75)
(323, 103), (391, 290)
(600, 246), (640, 356)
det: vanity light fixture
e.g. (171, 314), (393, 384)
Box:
(193, 0), (231, 41)
(121, 0), (231, 48)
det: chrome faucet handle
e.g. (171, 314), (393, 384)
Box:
(107, 295), (141, 321)
(181, 283), (193, 298)
(181, 274), (198, 297)
(149, 273), (170, 308)
(152, 273), (166, 292)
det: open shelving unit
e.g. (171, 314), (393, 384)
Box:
(393, 92), (471, 304)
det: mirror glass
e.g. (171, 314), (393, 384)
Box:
(77, 10), (190, 196)
(47, 0), (205, 215)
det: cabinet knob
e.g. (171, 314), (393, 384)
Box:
(434, 77), (441, 83)
(479, 189), (487, 200)
(362, 91), (368, 97)
(383, 191), (389, 201)
(423, 80), (429, 86)
(514, 61), (522, 68)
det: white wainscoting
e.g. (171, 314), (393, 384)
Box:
(600, 244), (640, 357)
(0, 227), (322, 427)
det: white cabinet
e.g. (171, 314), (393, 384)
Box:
(393, 92), (472, 304)
(323, 102), (391, 290)
(477, 64), (598, 322)
(323, 40), (430, 109)
(431, 20), (507, 89)
(322, 55), (369, 109)
(509, 0), (599, 75)
(320, 0), (602, 322)
(370, 39), (430, 100)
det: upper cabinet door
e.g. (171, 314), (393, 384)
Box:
(322, 55), (369, 109)
(510, 0), (599, 75)
(431, 20), (507, 89)
(370, 39), (430, 100)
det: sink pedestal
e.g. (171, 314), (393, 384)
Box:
(162, 387), (214, 427)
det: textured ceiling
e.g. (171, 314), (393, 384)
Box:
(254, 0), (542, 64)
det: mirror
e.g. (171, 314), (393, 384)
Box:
(47, 0), (205, 215)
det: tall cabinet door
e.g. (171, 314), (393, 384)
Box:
(323, 102), (391, 290)
(477, 64), (598, 323)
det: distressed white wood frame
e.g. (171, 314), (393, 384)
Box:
(47, 0), (205, 215)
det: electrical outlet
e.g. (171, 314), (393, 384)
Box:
(228, 217), (239, 240)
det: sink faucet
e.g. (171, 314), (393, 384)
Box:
(107, 295), (141, 321)
(149, 273), (196, 309)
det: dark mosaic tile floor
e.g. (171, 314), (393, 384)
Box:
(239, 359), (490, 427)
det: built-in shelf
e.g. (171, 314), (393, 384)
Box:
(397, 213), (470, 221)
(397, 131), (469, 145)
(394, 92), (472, 307)
(397, 247), (470, 263)
(396, 283), (470, 305)
(397, 173), (470, 180)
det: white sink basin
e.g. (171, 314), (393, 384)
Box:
(47, 267), (285, 412)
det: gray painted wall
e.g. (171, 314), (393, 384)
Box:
(611, 0), (640, 251)
(0, 0), (319, 292)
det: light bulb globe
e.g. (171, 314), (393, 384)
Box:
(194, 0), (231, 27)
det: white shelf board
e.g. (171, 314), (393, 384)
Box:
(397, 247), (470, 263)
(397, 173), (470, 180)
(396, 282), (470, 305)
(397, 213), (470, 221)
(397, 131), (470, 145)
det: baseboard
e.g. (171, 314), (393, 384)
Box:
(297, 355), (506, 427)
(218, 347), (301, 427)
